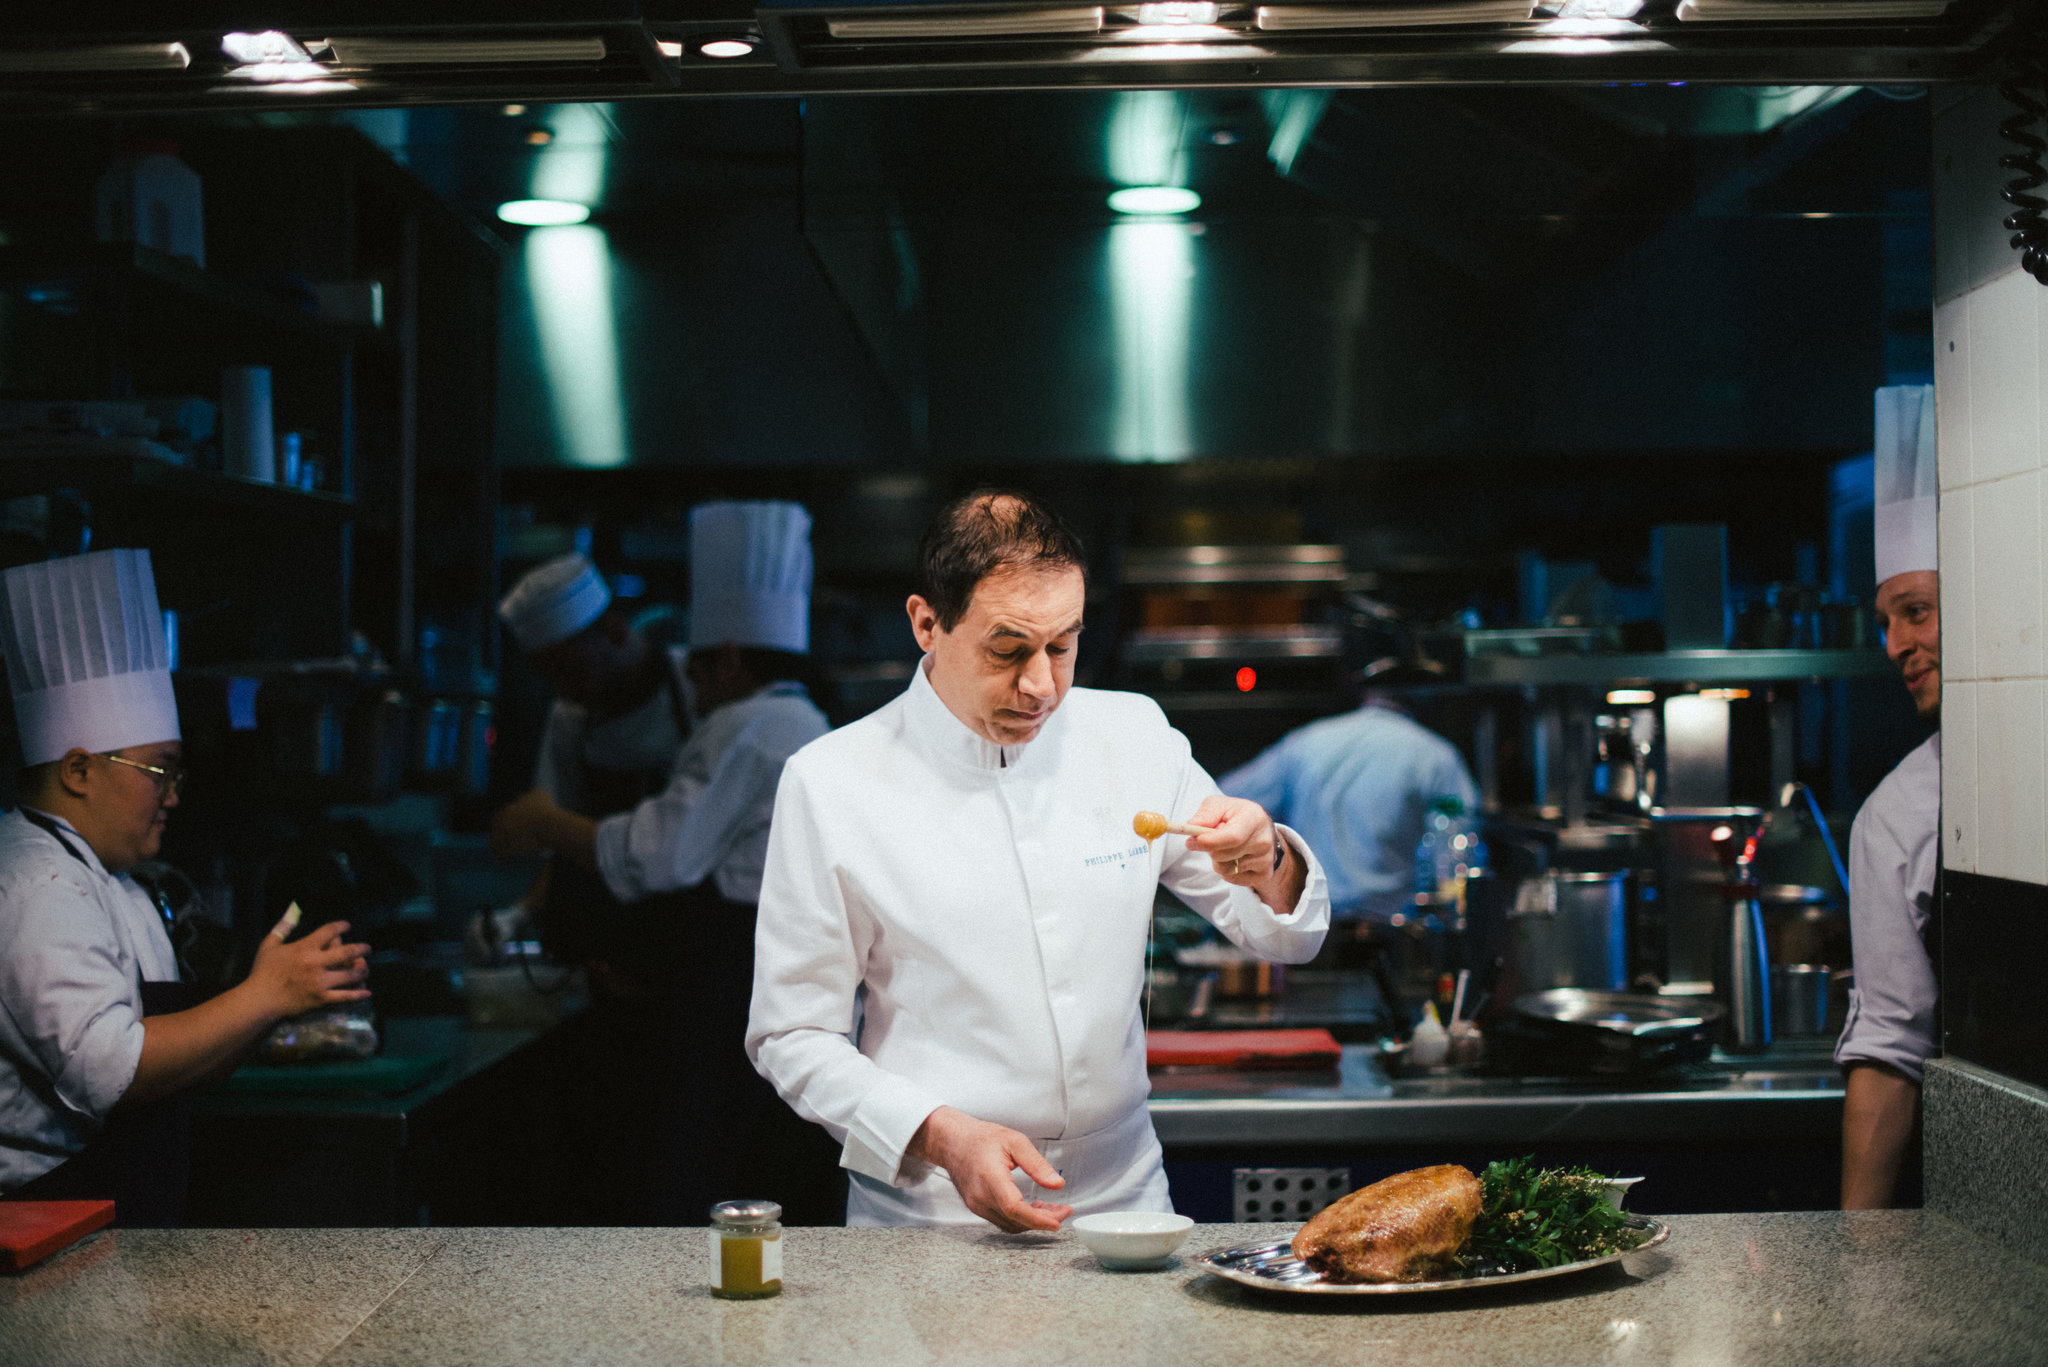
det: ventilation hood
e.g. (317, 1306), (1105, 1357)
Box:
(0, 0), (2027, 111)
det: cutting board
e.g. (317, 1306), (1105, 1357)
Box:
(1146, 1028), (1342, 1069)
(0, 1200), (114, 1273)
(215, 1054), (448, 1096)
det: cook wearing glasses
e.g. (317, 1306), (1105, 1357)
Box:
(0, 550), (370, 1226)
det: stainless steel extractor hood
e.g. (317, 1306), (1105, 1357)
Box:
(0, 0), (2030, 112)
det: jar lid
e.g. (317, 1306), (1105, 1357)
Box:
(710, 1199), (782, 1226)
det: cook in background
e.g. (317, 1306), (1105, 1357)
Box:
(747, 490), (1331, 1233)
(0, 549), (369, 1226)
(1836, 383), (1941, 1211)
(1218, 668), (1477, 923)
(483, 552), (692, 962)
(491, 503), (841, 1225)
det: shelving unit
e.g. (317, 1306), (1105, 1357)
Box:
(0, 124), (500, 681)
(1461, 647), (1897, 687)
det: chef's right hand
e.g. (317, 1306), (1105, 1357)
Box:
(907, 1106), (1072, 1233)
(250, 916), (373, 1020)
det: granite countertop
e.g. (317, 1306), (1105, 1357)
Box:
(5, 1212), (2044, 1366)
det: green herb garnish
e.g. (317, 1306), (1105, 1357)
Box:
(1458, 1157), (1648, 1275)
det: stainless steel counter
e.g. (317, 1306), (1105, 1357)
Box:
(1148, 1043), (1843, 1147)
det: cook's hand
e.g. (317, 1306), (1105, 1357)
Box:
(250, 916), (371, 1019)
(491, 788), (565, 859)
(906, 1106), (1072, 1233)
(1182, 795), (1307, 912)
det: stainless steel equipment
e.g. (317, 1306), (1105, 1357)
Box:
(1711, 820), (1774, 1055)
(1507, 871), (1629, 993)
(1771, 964), (1830, 1038)
(1489, 989), (1724, 1076)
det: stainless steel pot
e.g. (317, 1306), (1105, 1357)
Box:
(1508, 870), (1629, 993)
(1770, 963), (1830, 1037)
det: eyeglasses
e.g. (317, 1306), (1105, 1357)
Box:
(98, 753), (185, 799)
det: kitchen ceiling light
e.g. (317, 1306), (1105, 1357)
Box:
(827, 9), (1103, 38)
(1257, 0), (1533, 28)
(1109, 186), (1201, 214)
(0, 43), (191, 72)
(1136, 2), (1222, 21)
(321, 36), (607, 64)
(1606, 689), (1656, 705)
(656, 40), (686, 56)
(698, 38), (759, 57)
(498, 199), (592, 226)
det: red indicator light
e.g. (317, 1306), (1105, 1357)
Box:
(1235, 667), (1256, 693)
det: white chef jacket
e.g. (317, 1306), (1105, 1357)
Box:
(0, 808), (178, 1192)
(1220, 701), (1478, 920)
(1835, 733), (1941, 1084)
(532, 645), (692, 816)
(595, 681), (829, 906)
(747, 658), (1331, 1226)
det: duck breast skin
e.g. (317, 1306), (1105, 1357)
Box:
(1290, 1164), (1483, 1283)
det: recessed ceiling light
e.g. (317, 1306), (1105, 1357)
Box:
(698, 38), (757, 57)
(503, 103), (527, 116)
(656, 40), (685, 56)
(498, 199), (591, 226)
(526, 129), (553, 146)
(1108, 185), (1201, 215)
(1136, 1), (1221, 21)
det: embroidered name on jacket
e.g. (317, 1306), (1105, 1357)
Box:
(1082, 843), (1149, 869)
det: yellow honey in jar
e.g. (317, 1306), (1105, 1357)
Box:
(709, 1200), (783, 1300)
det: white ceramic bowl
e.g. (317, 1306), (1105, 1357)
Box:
(1072, 1211), (1195, 1270)
(1602, 1177), (1645, 1211)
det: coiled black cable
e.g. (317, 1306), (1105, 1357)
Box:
(2001, 18), (2048, 284)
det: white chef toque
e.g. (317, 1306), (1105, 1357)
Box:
(1873, 384), (1938, 587)
(0, 549), (180, 767)
(499, 554), (612, 653)
(689, 501), (813, 654)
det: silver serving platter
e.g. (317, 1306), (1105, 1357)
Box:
(1196, 1216), (1669, 1296)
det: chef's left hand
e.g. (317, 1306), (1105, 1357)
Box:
(491, 789), (567, 859)
(1183, 795), (1308, 913)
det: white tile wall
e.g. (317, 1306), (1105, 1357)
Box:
(1974, 680), (2048, 885)
(1940, 488), (1976, 684)
(1971, 473), (2044, 679)
(1936, 295), (1972, 492)
(1934, 87), (2048, 889)
(1944, 680), (1978, 874)
(1966, 272), (2042, 484)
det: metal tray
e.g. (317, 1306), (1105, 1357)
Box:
(1196, 1216), (1668, 1296)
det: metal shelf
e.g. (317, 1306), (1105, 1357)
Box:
(0, 439), (353, 521)
(1124, 625), (1343, 662)
(1462, 647), (1896, 686)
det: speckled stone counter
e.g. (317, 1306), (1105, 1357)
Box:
(6, 1213), (2045, 1367)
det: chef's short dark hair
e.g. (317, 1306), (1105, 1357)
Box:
(917, 489), (1087, 632)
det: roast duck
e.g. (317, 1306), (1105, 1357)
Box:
(1290, 1164), (1483, 1283)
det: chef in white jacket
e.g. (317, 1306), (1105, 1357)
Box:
(493, 503), (839, 1223)
(0, 549), (368, 1225)
(487, 554), (691, 963)
(748, 490), (1330, 1231)
(1835, 384), (1942, 1210)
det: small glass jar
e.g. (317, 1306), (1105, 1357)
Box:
(708, 1200), (783, 1300)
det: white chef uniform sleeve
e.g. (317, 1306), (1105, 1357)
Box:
(1834, 797), (1939, 1083)
(592, 723), (776, 903)
(747, 760), (945, 1187)
(0, 863), (146, 1123)
(531, 701), (580, 807)
(1158, 723), (1330, 964)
